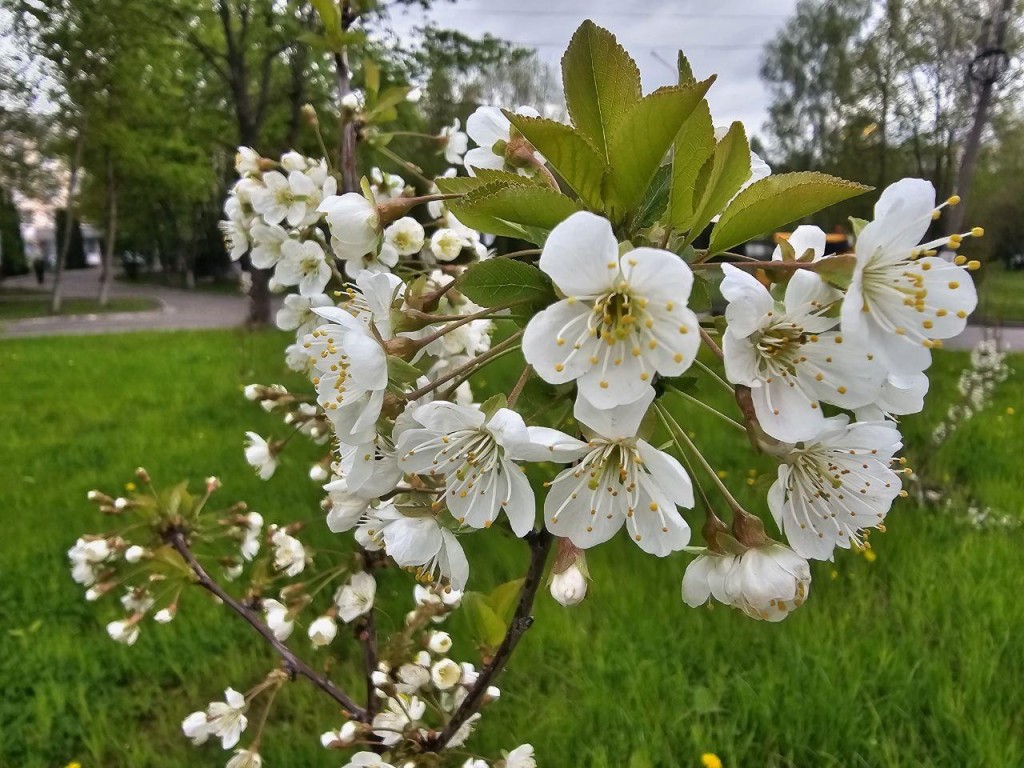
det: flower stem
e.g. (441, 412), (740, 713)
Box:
(405, 331), (524, 402)
(693, 358), (734, 395)
(698, 327), (725, 360)
(655, 403), (745, 516)
(507, 364), (533, 408)
(667, 389), (745, 432)
(428, 529), (553, 751)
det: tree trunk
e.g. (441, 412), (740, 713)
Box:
(98, 151), (118, 306)
(50, 133), (85, 315)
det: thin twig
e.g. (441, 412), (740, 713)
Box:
(667, 388), (745, 432)
(428, 529), (553, 751)
(165, 529), (367, 720)
(699, 327), (724, 360)
(405, 331), (524, 402)
(506, 364), (533, 408)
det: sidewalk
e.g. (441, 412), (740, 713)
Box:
(2, 267), (1022, 350)
(0, 267), (280, 338)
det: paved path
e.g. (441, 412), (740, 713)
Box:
(1, 267), (1022, 350)
(0, 268), (281, 338)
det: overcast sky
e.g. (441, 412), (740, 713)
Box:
(388, 0), (801, 139)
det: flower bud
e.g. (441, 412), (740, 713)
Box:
(427, 631), (452, 655)
(549, 564), (588, 607)
(308, 615), (338, 647)
(301, 103), (319, 126)
(484, 685), (500, 702)
(124, 545), (147, 564)
(134, 467), (150, 484)
(154, 605), (177, 624)
(308, 464), (329, 482)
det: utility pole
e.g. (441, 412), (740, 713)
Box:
(945, 0), (1014, 238)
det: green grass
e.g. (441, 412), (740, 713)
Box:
(117, 271), (246, 295)
(0, 331), (1021, 767)
(0, 293), (160, 320)
(976, 261), (1024, 323)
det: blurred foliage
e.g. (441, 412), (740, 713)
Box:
(760, 0), (1024, 256)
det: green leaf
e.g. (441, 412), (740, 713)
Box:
(605, 80), (714, 221)
(386, 355), (422, 390)
(488, 579), (525, 625)
(456, 258), (556, 310)
(849, 216), (869, 237)
(362, 57), (380, 97)
(708, 172), (872, 255)
(449, 185), (584, 245)
(478, 393), (508, 419)
(365, 85), (411, 120)
(460, 592), (508, 653)
(502, 112), (607, 210)
(668, 100), (715, 230)
(683, 121), (751, 245)
(677, 50), (696, 84)
(560, 20), (642, 159)
(635, 163), (672, 229)
(311, 0), (341, 37)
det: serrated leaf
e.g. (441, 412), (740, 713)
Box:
(708, 172), (872, 255)
(456, 258), (556, 310)
(449, 186), (584, 245)
(488, 579), (525, 625)
(683, 121), (751, 246)
(677, 50), (696, 84)
(502, 112), (607, 210)
(605, 80), (714, 222)
(561, 20), (642, 159)
(668, 100), (715, 230)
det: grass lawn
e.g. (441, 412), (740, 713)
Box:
(0, 330), (1021, 767)
(117, 271), (245, 295)
(0, 290), (160, 321)
(976, 260), (1024, 323)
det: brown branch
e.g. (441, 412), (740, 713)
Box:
(428, 529), (553, 751)
(165, 529), (367, 721)
(699, 327), (724, 361)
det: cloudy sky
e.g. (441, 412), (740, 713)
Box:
(389, 0), (801, 139)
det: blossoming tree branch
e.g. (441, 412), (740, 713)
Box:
(68, 13), (983, 768)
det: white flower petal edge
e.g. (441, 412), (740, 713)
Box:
(524, 212), (700, 409)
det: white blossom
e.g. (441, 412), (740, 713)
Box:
(683, 544), (811, 622)
(262, 599), (294, 641)
(106, 619), (140, 645)
(376, 502), (470, 590)
(441, 118), (469, 164)
(372, 694), (425, 746)
(430, 658), (462, 690)
(68, 537), (111, 586)
(768, 416), (903, 560)
(334, 571), (377, 623)
(240, 511), (263, 561)
(235, 147), (261, 176)
(841, 178), (977, 374)
(182, 710), (211, 746)
(321, 720), (359, 749)
(523, 212), (700, 409)
(276, 292), (332, 336)
(226, 749), (263, 768)
(430, 227), (466, 262)
(319, 192), (380, 262)
(274, 238), (330, 297)
(464, 105), (542, 175)
(308, 615), (339, 647)
(244, 432), (277, 480)
(427, 631), (452, 654)
(720, 263), (883, 442)
(397, 402), (551, 537)
(249, 223), (288, 269)
(252, 170), (318, 227)
(205, 688), (249, 749)
(504, 744), (537, 768)
(542, 389), (694, 555)
(271, 529), (306, 577)
(384, 217), (425, 256)
(343, 752), (396, 768)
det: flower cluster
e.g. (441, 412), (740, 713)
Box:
(71, 21), (987, 766)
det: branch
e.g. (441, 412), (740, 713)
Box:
(428, 529), (553, 751)
(165, 529), (367, 721)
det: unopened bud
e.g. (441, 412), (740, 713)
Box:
(732, 509), (769, 548)
(301, 103), (318, 125)
(134, 467), (150, 484)
(206, 476), (222, 493)
(549, 564), (588, 606)
(383, 336), (420, 359)
(124, 545), (147, 564)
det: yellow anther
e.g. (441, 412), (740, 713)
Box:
(923, 320), (934, 330)
(673, 353), (684, 363)
(971, 226), (984, 237)
(947, 195), (961, 205)
(948, 281), (960, 289)
(967, 260), (981, 271)
(837, 385), (847, 395)
(599, 380), (609, 389)
(954, 254), (967, 266)
(554, 363), (565, 372)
